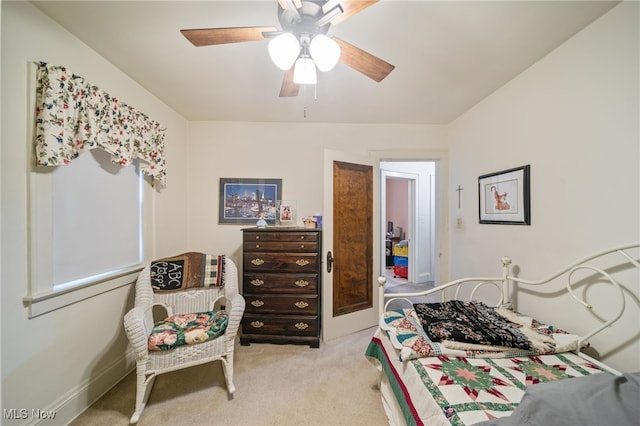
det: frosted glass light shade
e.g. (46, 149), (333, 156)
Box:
(268, 33), (300, 70)
(293, 57), (317, 84)
(309, 34), (341, 72)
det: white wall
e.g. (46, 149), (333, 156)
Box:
(185, 121), (448, 266)
(448, 2), (639, 372)
(1, 2), (189, 424)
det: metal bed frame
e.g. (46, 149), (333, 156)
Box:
(378, 242), (640, 375)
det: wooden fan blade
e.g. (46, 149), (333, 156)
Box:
(279, 67), (300, 97)
(333, 37), (395, 82)
(180, 27), (277, 46)
(278, 0), (302, 10)
(324, 0), (378, 26)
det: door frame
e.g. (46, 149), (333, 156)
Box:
(380, 170), (419, 282)
(372, 150), (449, 285)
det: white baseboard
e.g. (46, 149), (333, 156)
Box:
(20, 350), (135, 426)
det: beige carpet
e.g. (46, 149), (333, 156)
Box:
(384, 267), (435, 311)
(71, 327), (388, 426)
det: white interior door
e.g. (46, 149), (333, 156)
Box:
(322, 149), (380, 341)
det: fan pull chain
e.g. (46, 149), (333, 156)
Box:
(303, 84), (307, 118)
(301, 84), (319, 119)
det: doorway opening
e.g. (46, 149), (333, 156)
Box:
(380, 161), (437, 295)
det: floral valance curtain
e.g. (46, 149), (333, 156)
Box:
(34, 62), (166, 185)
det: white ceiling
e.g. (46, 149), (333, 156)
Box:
(32, 1), (619, 124)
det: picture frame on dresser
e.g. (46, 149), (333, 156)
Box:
(218, 178), (282, 224)
(276, 200), (297, 226)
(478, 165), (530, 225)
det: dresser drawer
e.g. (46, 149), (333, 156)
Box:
(243, 231), (318, 244)
(243, 241), (318, 252)
(245, 294), (318, 315)
(243, 252), (318, 272)
(242, 314), (319, 337)
(243, 273), (318, 294)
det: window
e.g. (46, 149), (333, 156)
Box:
(25, 61), (161, 317)
(26, 150), (149, 317)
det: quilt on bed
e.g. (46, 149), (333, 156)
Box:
(366, 328), (605, 426)
(383, 302), (584, 361)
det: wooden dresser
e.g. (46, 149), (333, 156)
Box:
(240, 227), (322, 348)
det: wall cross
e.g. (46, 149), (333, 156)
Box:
(456, 185), (464, 208)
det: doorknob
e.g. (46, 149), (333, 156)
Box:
(326, 251), (334, 273)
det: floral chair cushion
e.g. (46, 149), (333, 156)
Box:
(148, 310), (228, 351)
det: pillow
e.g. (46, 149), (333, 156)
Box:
(148, 310), (228, 351)
(475, 373), (640, 426)
(150, 252), (225, 292)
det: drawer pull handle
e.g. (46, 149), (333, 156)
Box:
(294, 280), (309, 288)
(251, 258), (265, 266)
(255, 244), (260, 248)
(255, 236), (260, 240)
(250, 321), (264, 328)
(296, 259), (310, 267)
(300, 236), (305, 240)
(295, 322), (309, 330)
(300, 244), (305, 249)
(251, 300), (265, 307)
(250, 278), (264, 286)
(295, 301), (309, 309)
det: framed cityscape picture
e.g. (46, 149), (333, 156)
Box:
(219, 178), (282, 225)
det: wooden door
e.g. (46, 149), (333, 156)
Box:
(332, 161), (373, 315)
(322, 150), (379, 341)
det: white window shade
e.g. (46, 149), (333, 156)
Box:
(52, 150), (142, 289)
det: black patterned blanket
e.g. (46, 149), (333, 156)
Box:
(414, 301), (555, 352)
(414, 301), (529, 349)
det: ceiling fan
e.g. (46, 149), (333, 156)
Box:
(180, 0), (395, 97)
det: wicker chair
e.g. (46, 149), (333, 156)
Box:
(123, 256), (245, 423)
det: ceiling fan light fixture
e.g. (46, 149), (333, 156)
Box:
(268, 32), (300, 70)
(293, 57), (317, 84)
(309, 34), (341, 72)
